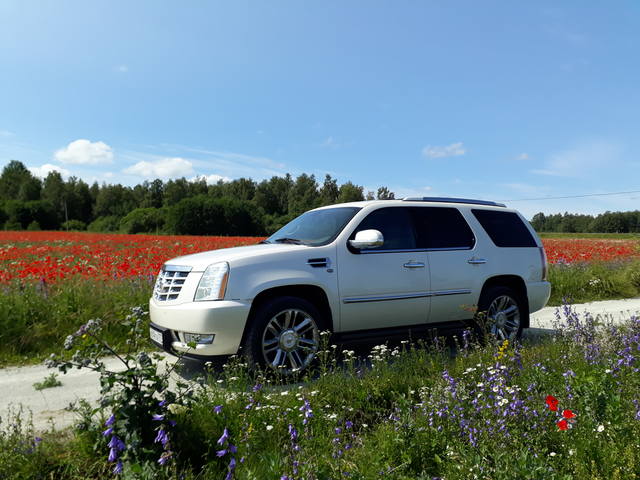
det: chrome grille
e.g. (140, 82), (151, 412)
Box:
(153, 266), (191, 301)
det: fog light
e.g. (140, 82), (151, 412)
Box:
(183, 333), (214, 345)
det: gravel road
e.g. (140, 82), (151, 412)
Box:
(2, 297), (640, 432)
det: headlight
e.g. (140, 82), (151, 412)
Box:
(194, 262), (229, 301)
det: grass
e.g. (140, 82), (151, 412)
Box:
(0, 278), (151, 367)
(2, 307), (640, 479)
(547, 259), (640, 305)
(32, 373), (62, 391)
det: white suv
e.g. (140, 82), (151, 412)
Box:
(149, 197), (550, 373)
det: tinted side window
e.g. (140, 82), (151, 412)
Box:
(472, 209), (537, 247)
(351, 207), (416, 250)
(410, 207), (475, 249)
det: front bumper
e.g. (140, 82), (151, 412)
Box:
(527, 281), (552, 313)
(149, 299), (251, 356)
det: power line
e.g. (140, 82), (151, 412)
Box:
(501, 189), (640, 202)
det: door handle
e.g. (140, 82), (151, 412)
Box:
(467, 258), (487, 265)
(403, 261), (425, 269)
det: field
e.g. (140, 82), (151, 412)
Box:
(1, 231), (640, 478)
(1, 231), (640, 366)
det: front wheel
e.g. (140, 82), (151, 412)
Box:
(478, 286), (524, 341)
(243, 296), (322, 376)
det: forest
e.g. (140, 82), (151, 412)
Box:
(1, 160), (638, 235)
(0, 160), (395, 235)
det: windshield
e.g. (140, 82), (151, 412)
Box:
(266, 207), (361, 246)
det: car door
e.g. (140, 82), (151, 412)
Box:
(410, 207), (477, 323)
(337, 206), (430, 332)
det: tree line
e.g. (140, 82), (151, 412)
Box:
(3, 160), (638, 236)
(0, 160), (396, 235)
(530, 211), (640, 233)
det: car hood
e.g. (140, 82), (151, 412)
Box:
(164, 243), (308, 271)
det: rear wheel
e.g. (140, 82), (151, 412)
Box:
(478, 286), (524, 341)
(243, 296), (322, 376)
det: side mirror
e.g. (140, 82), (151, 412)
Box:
(349, 229), (384, 249)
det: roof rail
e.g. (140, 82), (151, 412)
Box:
(401, 197), (506, 208)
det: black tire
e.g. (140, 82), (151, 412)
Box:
(477, 286), (524, 341)
(243, 296), (323, 376)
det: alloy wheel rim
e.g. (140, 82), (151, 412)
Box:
(487, 295), (520, 341)
(261, 309), (319, 373)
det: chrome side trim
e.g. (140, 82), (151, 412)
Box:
(343, 292), (431, 304)
(359, 246), (473, 254)
(342, 289), (471, 304)
(432, 289), (472, 297)
(163, 265), (193, 273)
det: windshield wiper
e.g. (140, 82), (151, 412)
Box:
(273, 237), (306, 245)
(259, 239), (271, 244)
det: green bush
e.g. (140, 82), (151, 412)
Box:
(119, 207), (166, 234)
(88, 215), (121, 233)
(61, 219), (87, 231)
(3, 220), (22, 231)
(26, 220), (40, 231)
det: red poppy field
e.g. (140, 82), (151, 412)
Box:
(542, 237), (640, 264)
(1, 231), (639, 285)
(0, 231), (264, 284)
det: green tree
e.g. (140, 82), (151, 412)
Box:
(254, 175), (292, 216)
(163, 178), (189, 206)
(319, 174), (339, 206)
(337, 181), (364, 203)
(288, 174), (319, 216)
(376, 186), (395, 200)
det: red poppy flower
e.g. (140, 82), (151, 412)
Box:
(545, 395), (559, 412)
(562, 409), (576, 419)
(557, 419), (569, 431)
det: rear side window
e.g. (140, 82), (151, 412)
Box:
(351, 207), (416, 250)
(410, 207), (475, 249)
(472, 209), (537, 247)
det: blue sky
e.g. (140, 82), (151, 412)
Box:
(1, 1), (639, 218)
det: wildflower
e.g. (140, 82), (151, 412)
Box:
(154, 429), (169, 446)
(496, 339), (509, 360)
(214, 405), (223, 414)
(102, 427), (114, 437)
(562, 409), (576, 419)
(218, 428), (230, 445)
(597, 424), (605, 432)
(105, 414), (115, 426)
(266, 425), (274, 431)
(557, 419), (569, 431)
(113, 460), (123, 474)
(545, 395), (559, 412)
(158, 451), (172, 465)
(151, 414), (164, 421)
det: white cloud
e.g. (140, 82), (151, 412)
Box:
(515, 153), (529, 161)
(422, 142), (466, 159)
(530, 141), (621, 178)
(0, 129), (14, 137)
(55, 139), (114, 165)
(115, 64), (129, 73)
(190, 174), (231, 185)
(322, 136), (337, 148)
(124, 157), (194, 179)
(29, 163), (71, 179)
